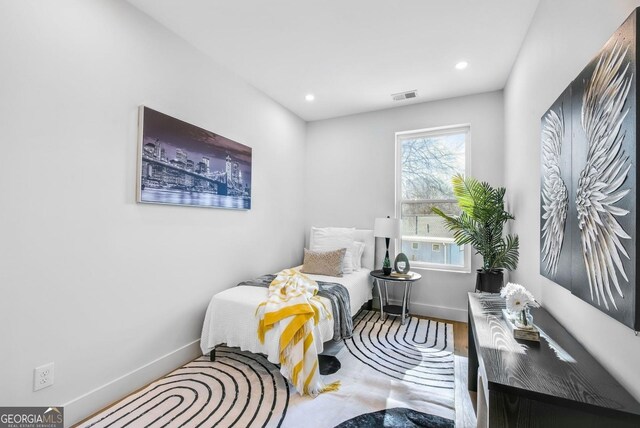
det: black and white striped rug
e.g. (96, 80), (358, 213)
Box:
(346, 310), (454, 388)
(80, 311), (454, 427)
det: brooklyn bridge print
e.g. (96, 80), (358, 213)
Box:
(137, 107), (252, 210)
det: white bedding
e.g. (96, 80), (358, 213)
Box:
(302, 269), (373, 316)
(199, 269), (372, 364)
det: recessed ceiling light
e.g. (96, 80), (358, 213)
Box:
(455, 61), (469, 70)
(305, 94), (315, 101)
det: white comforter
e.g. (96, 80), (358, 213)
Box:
(200, 269), (372, 364)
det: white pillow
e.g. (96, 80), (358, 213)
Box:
(310, 227), (356, 274)
(352, 241), (366, 271)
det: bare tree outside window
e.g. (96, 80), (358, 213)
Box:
(401, 133), (465, 200)
(396, 127), (469, 271)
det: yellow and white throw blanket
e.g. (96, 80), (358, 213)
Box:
(256, 269), (340, 397)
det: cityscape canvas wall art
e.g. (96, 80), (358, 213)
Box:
(137, 107), (252, 210)
(540, 9), (639, 330)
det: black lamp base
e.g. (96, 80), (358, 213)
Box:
(382, 239), (392, 275)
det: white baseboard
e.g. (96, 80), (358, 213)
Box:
(387, 299), (468, 323)
(63, 340), (202, 427)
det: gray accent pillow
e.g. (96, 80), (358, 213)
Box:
(301, 248), (347, 277)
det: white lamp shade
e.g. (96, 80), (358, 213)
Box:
(374, 217), (400, 238)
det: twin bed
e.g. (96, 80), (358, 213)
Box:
(199, 229), (375, 365)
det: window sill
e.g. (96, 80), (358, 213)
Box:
(410, 264), (472, 274)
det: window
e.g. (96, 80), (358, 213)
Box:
(395, 125), (470, 272)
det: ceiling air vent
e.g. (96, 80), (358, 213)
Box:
(392, 90), (418, 101)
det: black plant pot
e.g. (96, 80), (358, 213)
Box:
(475, 269), (504, 293)
(382, 267), (392, 275)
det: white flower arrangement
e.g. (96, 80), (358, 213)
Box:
(501, 282), (539, 313)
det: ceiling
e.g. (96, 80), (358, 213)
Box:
(126, 0), (540, 121)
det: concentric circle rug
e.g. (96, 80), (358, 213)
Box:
(80, 311), (455, 427)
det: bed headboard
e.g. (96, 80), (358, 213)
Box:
(308, 227), (375, 271)
(354, 229), (375, 271)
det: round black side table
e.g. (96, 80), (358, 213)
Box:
(370, 270), (422, 324)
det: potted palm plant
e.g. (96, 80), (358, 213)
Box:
(432, 174), (519, 293)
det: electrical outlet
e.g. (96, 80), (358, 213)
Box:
(34, 362), (54, 391)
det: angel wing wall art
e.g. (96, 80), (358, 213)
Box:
(540, 90), (571, 289)
(540, 9), (639, 330)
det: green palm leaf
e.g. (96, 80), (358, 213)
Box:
(432, 175), (519, 272)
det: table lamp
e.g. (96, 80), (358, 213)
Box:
(374, 216), (400, 275)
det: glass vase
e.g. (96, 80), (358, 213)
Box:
(515, 307), (533, 329)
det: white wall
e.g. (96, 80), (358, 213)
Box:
(504, 0), (640, 400)
(0, 0), (306, 424)
(305, 91), (504, 321)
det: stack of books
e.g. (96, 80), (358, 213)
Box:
(390, 272), (412, 279)
(501, 309), (540, 342)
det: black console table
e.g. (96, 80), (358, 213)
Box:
(468, 292), (640, 427)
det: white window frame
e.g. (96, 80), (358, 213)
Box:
(395, 124), (472, 273)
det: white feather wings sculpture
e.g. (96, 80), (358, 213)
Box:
(541, 41), (633, 312)
(541, 107), (568, 277)
(576, 42), (633, 310)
